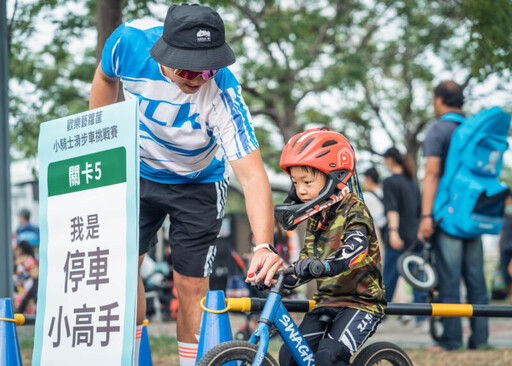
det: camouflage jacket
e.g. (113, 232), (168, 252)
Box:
(300, 192), (387, 317)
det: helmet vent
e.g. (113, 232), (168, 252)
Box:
(315, 150), (330, 158)
(298, 138), (315, 154)
(330, 163), (336, 167)
(321, 140), (338, 147)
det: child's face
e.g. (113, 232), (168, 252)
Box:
(289, 166), (326, 202)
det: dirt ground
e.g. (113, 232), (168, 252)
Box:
(20, 340), (512, 366)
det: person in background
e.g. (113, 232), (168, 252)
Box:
(382, 147), (426, 328)
(16, 208), (40, 249)
(273, 218), (291, 265)
(417, 80), (488, 350)
(89, 4), (282, 364)
(13, 240), (39, 314)
(362, 167), (387, 253)
(499, 193), (512, 303)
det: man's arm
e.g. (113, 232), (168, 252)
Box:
(417, 156), (441, 241)
(387, 211), (403, 250)
(230, 149), (283, 286)
(89, 64), (119, 109)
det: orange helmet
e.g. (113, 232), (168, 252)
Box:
(280, 128), (356, 176)
(275, 128), (358, 230)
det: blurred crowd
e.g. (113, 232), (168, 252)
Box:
(12, 208), (39, 315)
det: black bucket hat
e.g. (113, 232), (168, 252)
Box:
(150, 3), (236, 71)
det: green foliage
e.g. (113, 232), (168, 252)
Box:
(7, 0), (512, 174)
(6, 0), (167, 160)
(8, 0), (95, 158)
(206, 0), (512, 171)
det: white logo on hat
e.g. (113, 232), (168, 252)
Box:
(197, 29), (211, 43)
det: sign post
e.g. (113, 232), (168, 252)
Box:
(33, 100), (139, 365)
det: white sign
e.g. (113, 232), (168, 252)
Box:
(33, 100), (139, 365)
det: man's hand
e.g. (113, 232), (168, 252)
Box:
(246, 249), (284, 287)
(389, 230), (404, 251)
(417, 217), (434, 241)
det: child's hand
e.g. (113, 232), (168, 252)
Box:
(294, 258), (330, 280)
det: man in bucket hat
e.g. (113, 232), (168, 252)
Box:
(90, 4), (282, 365)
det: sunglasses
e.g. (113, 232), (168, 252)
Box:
(174, 68), (220, 81)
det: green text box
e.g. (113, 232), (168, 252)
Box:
(48, 147), (126, 196)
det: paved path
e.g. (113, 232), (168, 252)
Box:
(147, 312), (512, 349)
(370, 316), (512, 349)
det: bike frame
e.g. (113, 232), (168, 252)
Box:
(247, 290), (315, 366)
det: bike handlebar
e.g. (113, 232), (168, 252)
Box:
(308, 259), (326, 277)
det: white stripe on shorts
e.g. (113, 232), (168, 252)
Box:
(215, 179), (228, 219)
(203, 245), (217, 277)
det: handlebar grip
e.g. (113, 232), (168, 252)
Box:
(282, 266), (296, 276)
(309, 260), (325, 277)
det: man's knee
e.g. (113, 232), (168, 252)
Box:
(316, 338), (352, 366)
(174, 274), (209, 298)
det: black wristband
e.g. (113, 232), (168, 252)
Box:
(388, 227), (399, 231)
(420, 214), (433, 219)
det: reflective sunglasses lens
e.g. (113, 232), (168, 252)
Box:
(174, 69), (202, 80)
(202, 69), (220, 79)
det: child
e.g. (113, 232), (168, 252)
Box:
(13, 240), (39, 314)
(275, 128), (386, 366)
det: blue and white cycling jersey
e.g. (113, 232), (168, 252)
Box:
(101, 19), (259, 184)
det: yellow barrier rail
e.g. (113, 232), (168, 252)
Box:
(200, 297), (512, 318)
(0, 314), (26, 326)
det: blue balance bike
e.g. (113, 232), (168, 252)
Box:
(198, 262), (412, 366)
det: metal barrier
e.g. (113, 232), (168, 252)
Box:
(224, 297), (512, 318)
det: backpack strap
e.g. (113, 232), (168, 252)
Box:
(439, 112), (465, 124)
(367, 190), (384, 203)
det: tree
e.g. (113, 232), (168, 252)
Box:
(6, 0), (162, 159)
(338, 0), (512, 165)
(203, 0), (512, 171)
(7, 0), (512, 175)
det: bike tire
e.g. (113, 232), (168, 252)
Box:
(197, 340), (278, 366)
(429, 315), (443, 342)
(397, 252), (438, 291)
(352, 341), (413, 366)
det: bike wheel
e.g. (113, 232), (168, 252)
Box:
(352, 342), (413, 366)
(197, 340), (278, 366)
(429, 315), (443, 342)
(397, 253), (438, 291)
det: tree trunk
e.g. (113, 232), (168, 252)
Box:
(281, 105), (298, 142)
(96, 0), (124, 102)
(96, 0), (124, 64)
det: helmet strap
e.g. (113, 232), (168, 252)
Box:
(317, 202), (341, 230)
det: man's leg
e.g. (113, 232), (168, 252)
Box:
(434, 231), (464, 350)
(463, 237), (489, 349)
(137, 255), (147, 324)
(164, 180), (227, 365)
(382, 247), (400, 303)
(133, 254), (147, 366)
(174, 271), (209, 365)
(508, 258), (512, 302)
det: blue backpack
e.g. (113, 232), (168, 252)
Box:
(433, 106), (511, 239)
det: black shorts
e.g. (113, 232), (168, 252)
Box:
(279, 307), (381, 366)
(139, 177), (228, 277)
